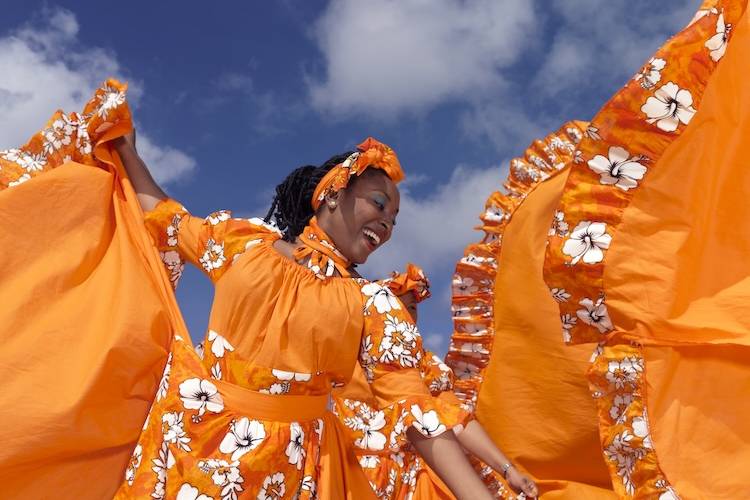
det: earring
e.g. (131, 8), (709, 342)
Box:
(327, 200), (337, 209)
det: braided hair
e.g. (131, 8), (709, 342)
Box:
(264, 151), (354, 241)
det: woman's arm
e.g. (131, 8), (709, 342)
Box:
(407, 427), (494, 500)
(455, 419), (538, 497)
(113, 131), (167, 211)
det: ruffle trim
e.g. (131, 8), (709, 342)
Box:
(0, 79), (132, 190)
(444, 120), (588, 412)
(543, 0), (746, 346)
(588, 343), (678, 499)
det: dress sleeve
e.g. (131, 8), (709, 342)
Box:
(357, 281), (470, 450)
(143, 199), (281, 286)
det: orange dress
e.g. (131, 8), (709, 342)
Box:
(0, 81), (468, 499)
(543, 0), (750, 497)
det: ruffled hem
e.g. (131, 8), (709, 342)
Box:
(0, 79), (132, 190)
(444, 121), (587, 412)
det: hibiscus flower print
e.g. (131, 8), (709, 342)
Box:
(641, 82), (696, 132)
(452, 275), (479, 296)
(219, 417), (266, 461)
(124, 444), (142, 486)
(208, 329), (235, 358)
(410, 405), (446, 437)
(156, 353), (172, 402)
(257, 472), (286, 500)
(206, 210), (231, 226)
(160, 250), (184, 288)
(42, 118), (75, 154)
(197, 458), (244, 499)
(576, 296), (614, 333)
(285, 422), (306, 470)
(361, 282), (402, 314)
(345, 407), (387, 451)
(705, 11), (730, 62)
(176, 483), (213, 500)
(97, 83), (126, 117)
(359, 455), (380, 469)
(453, 360), (479, 380)
(587, 146), (648, 191)
(562, 221), (612, 265)
(379, 314), (421, 368)
(161, 411), (192, 451)
(151, 442), (175, 499)
(634, 57), (666, 89)
(200, 238), (227, 272)
(166, 213), (183, 247)
(561, 313), (577, 343)
(179, 378), (224, 416)
(548, 210), (570, 237)
(483, 205), (507, 222)
(271, 369), (312, 382)
(605, 356), (644, 390)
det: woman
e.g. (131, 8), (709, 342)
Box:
(334, 264), (538, 499)
(110, 98), (498, 499)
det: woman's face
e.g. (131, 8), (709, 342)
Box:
(317, 169), (400, 265)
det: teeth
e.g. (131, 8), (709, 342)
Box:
(363, 228), (381, 245)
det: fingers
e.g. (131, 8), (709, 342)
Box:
(522, 477), (538, 498)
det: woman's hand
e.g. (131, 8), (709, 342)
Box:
(505, 465), (538, 498)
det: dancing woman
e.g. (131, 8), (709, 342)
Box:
(110, 104), (496, 499)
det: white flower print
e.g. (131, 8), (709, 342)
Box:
(179, 378), (224, 416)
(604, 431), (637, 495)
(124, 444), (142, 486)
(483, 205), (507, 222)
(97, 83), (126, 117)
(151, 441), (175, 498)
(257, 471), (286, 500)
(345, 407), (387, 451)
(659, 488), (680, 500)
(632, 413), (653, 449)
(641, 82), (696, 132)
(576, 296), (614, 334)
(219, 417), (266, 461)
(208, 330), (235, 358)
(166, 214), (182, 247)
(609, 393), (634, 422)
(301, 475), (317, 498)
(705, 12), (730, 62)
(361, 282), (402, 314)
(453, 360), (479, 380)
(562, 221), (612, 265)
(206, 210), (231, 226)
(548, 210), (570, 237)
(285, 422), (306, 470)
(359, 455), (381, 469)
(410, 405), (446, 437)
(379, 314), (421, 368)
(211, 362), (223, 380)
(7, 172), (31, 188)
(198, 459), (244, 500)
(200, 238), (227, 272)
(458, 342), (489, 355)
(161, 411), (192, 451)
(588, 146), (648, 191)
(156, 353), (172, 402)
(176, 483), (213, 500)
(550, 287), (571, 303)
(634, 57), (666, 89)
(42, 118), (75, 154)
(561, 313), (577, 343)
(452, 275), (478, 296)
(271, 369), (312, 382)
(605, 356), (644, 390)
(359, 335), (376, 382)
(195, 342), (205, 360)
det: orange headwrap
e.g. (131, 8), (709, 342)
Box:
(311, 137), (405, 210)
(387, 263), (431, 303)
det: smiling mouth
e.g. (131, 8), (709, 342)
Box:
(363, 228), (381, 248)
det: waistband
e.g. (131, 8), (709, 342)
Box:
(214, 379), (329, 422)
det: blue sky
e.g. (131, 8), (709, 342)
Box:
(0, 0), (700, 353)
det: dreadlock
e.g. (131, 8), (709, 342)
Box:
(264, 151), (354, 241)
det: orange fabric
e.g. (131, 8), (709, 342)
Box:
(292, 216), (352, 278)
(0, 81), (183, 497)
(446, 122), (616, 498)
(213, 380), (329, 422)
(542, 0), (750, 497)
(311, 136), (404, 210)
(387, 262), (431, 302)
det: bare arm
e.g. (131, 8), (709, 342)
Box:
(113, 132), (167, 211)
(455, 419), (538, 497)
(407, 427), (494, 500)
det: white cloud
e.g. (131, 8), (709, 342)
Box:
(0, 7), (195, 184)
(308, 0), (535, 119)
(361, 163), (505, 278)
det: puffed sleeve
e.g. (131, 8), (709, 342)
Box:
(357, 281), (470, 450)
(143, 199), (281, 286)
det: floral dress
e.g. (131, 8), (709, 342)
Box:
(116, 200), (468, 499)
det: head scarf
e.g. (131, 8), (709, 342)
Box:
(387, 263), (431, 302)
(311, 137), (404, 210)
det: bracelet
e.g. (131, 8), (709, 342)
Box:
(501, 462), (513, 479)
